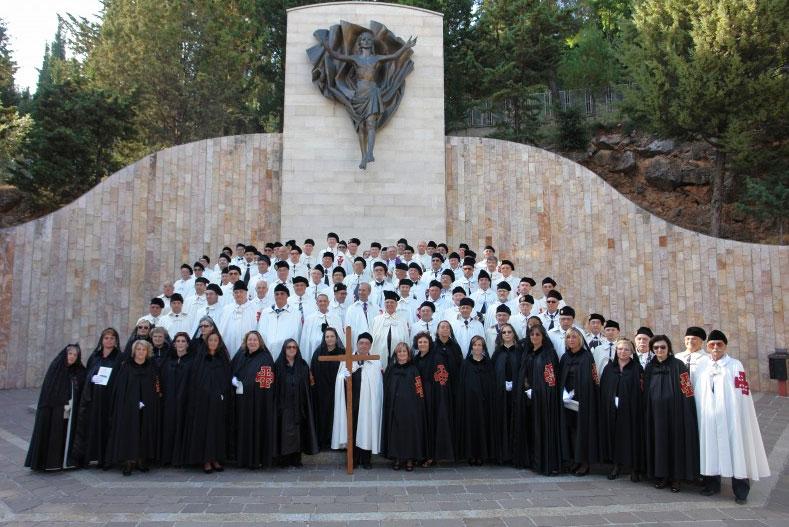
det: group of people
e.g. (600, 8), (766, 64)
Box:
(25, 235), (770, 505)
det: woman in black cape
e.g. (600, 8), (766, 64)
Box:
(150, 327), (171, 369)
(490, 323), (523, 464)
(455, 335), (496, 465)
(599, 338), (645, 482)
(229, 330), (277, 469)
(381, 342), (427, 471)
(123, 319), (152, 355)
(158, 331), (196, 467)
(558, 327), (600, 476)
(73, 327), (121, 468)
(189, 315), (220, 355)
(105, 339), (162, 475)
(25, 344), (86, 471)
(182, 331), (232, 473)
(433, 320), (464, 453)
(274, 339), (319, 467)
(413, 331), (455, 466)
(643, 335), (699, 492)
(512, 324), (562, 475)
(309, 326), (344, 449)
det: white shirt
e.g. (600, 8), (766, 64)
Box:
(183, 294), (208, 322)
(173, 277), (196, 299)
(257, 304), (301, 361)
(158, 310), (195, 339)
(288, 294), (317, 325)
(344, 300), (380, 344)
(368, 279), (395, 310)
(410, 318), (438, 342)
(300, 310), (344, 363)
(450, 317), (485, 357)
(539, 310), (561, 331)
(675, 349), (709, 375)
(370, 312), (410, 369)
(218, 301), (258, 358)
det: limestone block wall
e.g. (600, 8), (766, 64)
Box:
(445, 136), (789, 392)
(281, 2), (446, 244)
(0, 134), (281, 389)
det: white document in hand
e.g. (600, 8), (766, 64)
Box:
(526, 388), (533, 399)
(614, 396), (619, 408)
(562, 389), (579, 411)
(93, 367), (112, 385)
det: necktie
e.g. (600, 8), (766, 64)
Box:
(464, 320), (469, 328)
(363, 302), (368, 323)
(314, 286), (318, 300)
(425, 321), (429, 332)
(608, 343), (614, 360)
(275, 307), (283, 314)
(324, 273), (329, 286)
(548, 314), (555, 330)
(353, 279), (360, 302)
(387, 327), (393, 355)
(590, 337), (600, 348)
(298, 300), (304, 323)
(243, 266), (250, 284)
(376, 281), (384, 287)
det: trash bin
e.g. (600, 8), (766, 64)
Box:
(768, 349), (789, 396)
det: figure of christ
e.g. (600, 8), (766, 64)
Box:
(322, 32), (417, 169)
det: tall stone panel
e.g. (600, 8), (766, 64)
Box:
(281, 2), (446, 245)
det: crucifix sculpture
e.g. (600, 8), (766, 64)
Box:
(318, 325), (380, 474)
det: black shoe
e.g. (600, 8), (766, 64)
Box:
(392, 461), (401, 471)
(700, 487), (718, 496)
(138, 465), (149, 473)
(607, 466), (620, 480)
(292, 461), (303, 468)
(213, 465), (224, 472)
(122, 463), (132, 476)
(363, 463), (372, 470)
(574, 463), (589, 477)
(735, 497), (747, 505)
(670, 481), (681, 493)
(655, 479), (668, 489)
(630, 472), (640, 483)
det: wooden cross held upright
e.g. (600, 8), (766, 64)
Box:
(318, 326), (380, 474)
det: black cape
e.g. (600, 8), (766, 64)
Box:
(158, 349), (196, 465)
(558, 347), (600, 465)
(104, 358), (161, 466)
(599, 358), (645, 471)
(490, 343), (523, 463)
(381, 361), (426, 461)
(123, 332), (151, 356)
(151, 342), (171, 370)
(643, 356), (699, 481)
(72, 345), (121, 467)
(310, 342), (343, 449)
(433, 337), (464, 453)
(25, 346), (86, 470)
(454, 353), (496, 461)
(512, 340), (562, 473)
(273, 352), (319, 457)
(182, 349), (232, 465)
(229, 347), (278, 468)
(413, 347), (455, 461)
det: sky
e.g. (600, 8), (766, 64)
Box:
(0, 0), (103, 92)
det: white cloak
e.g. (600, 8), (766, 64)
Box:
(370, 312), (410, 370)
(218, 301), (258, 358)
(257, 305), (301, 361)
(299, 310), (344, 363)
(331, 359), (383, 454)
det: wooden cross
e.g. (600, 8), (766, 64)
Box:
(318, 325), (380, 474)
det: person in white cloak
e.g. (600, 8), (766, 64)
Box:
(329, 283), (350, 325)
(158, 294), (195, 338)
(450, 297), (485, 356)
(217, 281), (258, 358)
(345, 283), (380, 344)
(692, 330), (770, 505)
(370, 290), (410, 370)
(410, 301), (439, 343)
(508, 294), (536, 340)
(331, 332), (383, 470)
(173, 264), (196, 299)
(676, 326), (709, 375)
(257, 284), (301, 361)
(202, 284), (226, 329)
(300, 293), (344, 363)
(183, 277), (209, 320)
(140, 297), (165, 327)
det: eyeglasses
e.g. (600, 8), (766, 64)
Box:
(652, 344), (668, 350)
(286, 345), (298, 349)
(546, 300), (558, 304)
(199, 324), (212, 328)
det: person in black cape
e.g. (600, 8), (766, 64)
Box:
(558, 326), (600, 476)
(412, 331), (455, 466)
(105, 339), (162, 475)
(158, 331), (196, 467)
(73, 327), (122, 468)
(309, 326), (343, 449)
(274, 339), (319, 467)
(490, 323), (522, 464)
(512, 324), (561, 475)
(189, 315), (220, 355)
(434, 320), (464, 453)
(150, 327), (171, 369)
(455, 335), (496, 465)
(599, 338), (645, 481)
(25, 344), (86, 471)
(229, 330), (277, 469)
(381, 342), (427, 471)
(644, 334), (699, 492)
(123, 319), (152, 355)
(182, 331), (232, 473)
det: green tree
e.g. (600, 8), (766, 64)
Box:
(0, 18), (17, 108)
(558, 26), (619, 90)
(621, 0), (788, 237)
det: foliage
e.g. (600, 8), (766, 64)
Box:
(558, 25), (620, 90)
(554, 106), (589, 150)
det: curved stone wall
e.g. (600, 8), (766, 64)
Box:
(0, 133), (786, 391)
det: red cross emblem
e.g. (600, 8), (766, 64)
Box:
(414, 376), (424, 398)
(735, 371), (749, 395)
(433, 364), (449, 386)
(679, 371), (694, 398)
(543, 363), (556, 387)
(591, 363), (600, 385)
(255, 366), (274, 389)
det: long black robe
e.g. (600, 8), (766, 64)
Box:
(433, 337), (464, 454)
(455, 353), (496, 461)
(150, 342), (171, 370)
(490, 343), (523, 463)
(104, 358), (161, 466)
(73, 346), (121, 467)
(512, 341), (562, 474)
(644, 356), (699, 482)
(413, 347), (455, 461)
(310, 343), (343, 449)
(274, 352), (319, 457)
(158, 349), (196, 466)
(558, 347), (600, 466)
(182, 350), (232, 465)
(381, 361), (426, 461)
(229, 347), (277, 468)
(600, 358), (645, 471)
(25, 347), (86, 470)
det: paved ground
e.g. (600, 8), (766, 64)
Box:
(0, 389), (787, 527)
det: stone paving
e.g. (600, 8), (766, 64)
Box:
(0, 388), (787, 527)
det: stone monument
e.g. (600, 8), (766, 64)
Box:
(281, 2), (445, 244)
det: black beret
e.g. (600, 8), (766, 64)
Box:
(227, 265), (241, 273)
(466, 250), (476, 259)
(354, 256), (367, 266)
(500, 259), (514, 270)
(206, 284), (223, 296)
(399, 279), (413, 287)
(193, 262), (205, 271)
(395, 262), (408, 271)
(685, 326), (707, 340)
(383, 290), (400, 302)
(258, 255), (271, 265)
(542, 276), (557, 286)
(397, 238), (408, 245)
(181, 263), (193, 273)
(334, 283), (347, 292)
(291, 245), (302, 254)
(274, 284), (290, 295)
(170, 293), (184, 303)
(520, 295), (535, 304)
(496, 304), (511, 315)
(322, 251), (334, 259)
(463, 257), (476, 267)
(521, 277), (536, 286)
(233, 281), (248, 292)
(589, 313), (606, 323)
(547, 289), (563, 301)
(441, 269), (455, 281)
(635, 326), (654, 338)
(478, 269), (491, 281)
(604, 320), (620, 330)
(448, 252), (460, 260)
(459, 297), (475, 308)
(431, 253), (445, 262)
(349, 237), (360, 245)
(496, 281), (512, 291)
(327, 232), (339, 240)
(459, 243), (470, 250)
(151, 297), (165, 307)
(304, 238), (315, 245)
(373, 261), (387, 270)
(452, 286), (466, 295)
(313, 264), (325, 273)
(332, 266), (346, 276)
(408, 262), (423, 273)
(195, 277), (209, 285)
(274, 260), (290, 269)
(245, 245), (257, 253)
(292, 276), (309, 285)
(485, 245), (495, 252)
(707, 329), (727, 344)
(429, 280), (442, 289)
(559, 306), (575, 318)
(420, 301), (436, 312)
(371, 242), (382, 249)
(357, 332), (373, 342)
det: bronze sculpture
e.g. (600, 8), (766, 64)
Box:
(308, 21), (416, 169)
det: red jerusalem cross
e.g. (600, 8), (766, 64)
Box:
(256, 366), (274, 389)
(735, 371), (750, 395)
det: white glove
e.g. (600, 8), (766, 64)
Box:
(231, 376), (239, 387)
(342, 368), (351, 379)
(235, 382), (244, 395)
(63, 404), (71, 419)
(563, 389), (574, 402)
(614, 396), (619, 409)
(505, 381), (513, 392)
(138, 401), (145, 409)
(526, 389), (533, 399)
(91, 375), (102, 384)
